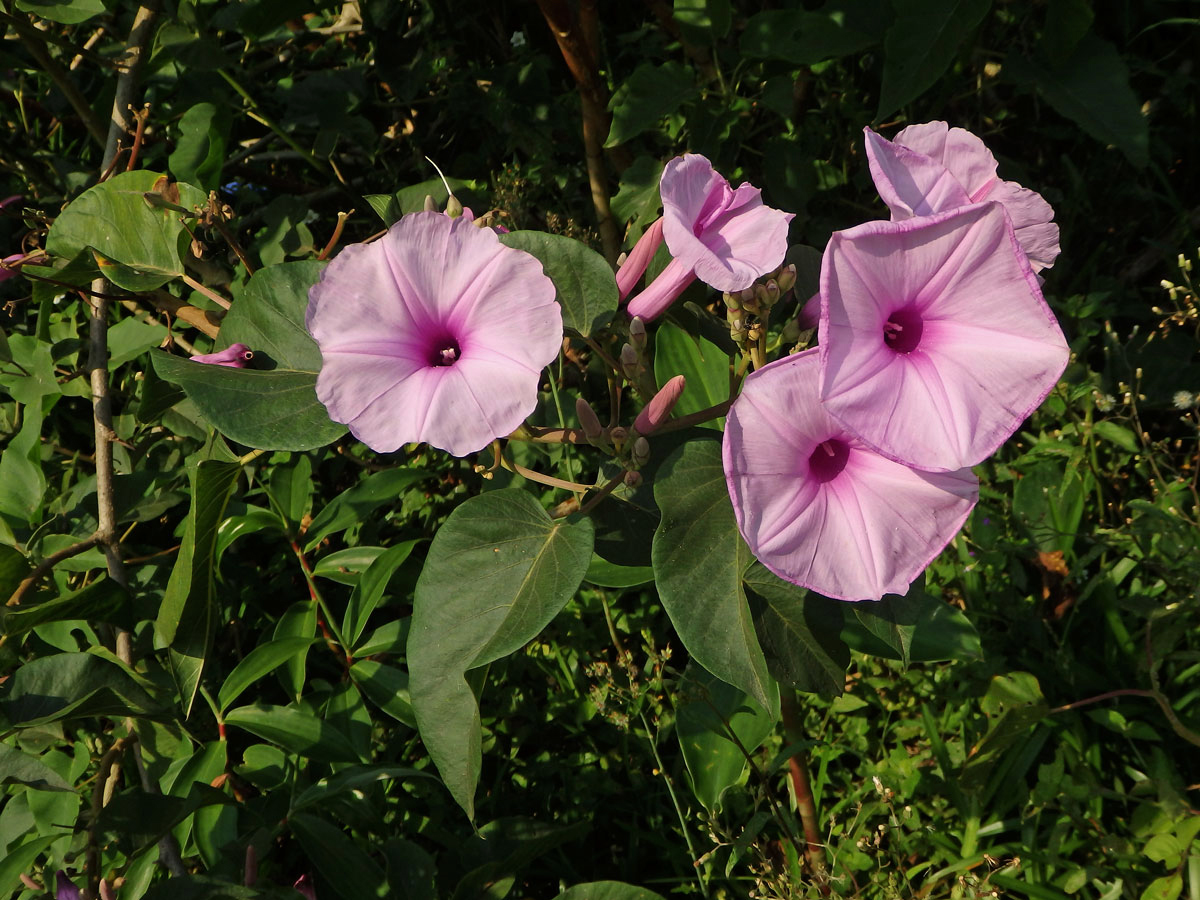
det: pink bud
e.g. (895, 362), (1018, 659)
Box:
(575, 397), (603, 439)
(634, 375), (686, 436)
(0, 253), (23, 284)
(616, 216), (665, 300)
(0, 195), (22, 210)
(191, 342), (253, 368)
(293, 874), (317, 900)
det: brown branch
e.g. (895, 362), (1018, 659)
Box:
(6, 533), (101, 607)
(148, 290), (223, 338)
(780, 691), (829, 890)
(534, 0), (620, 265)
(89, 3), (189, 881)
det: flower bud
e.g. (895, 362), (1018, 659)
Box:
(629, 316), (647, 351)
(754, 283), (771, 309)
(191, 343), (254, 368)
(620, 343), (639, 380)
(423, 194), (438, 212)
(723, 291), (741, 311)
(634, 374), (686, 436)
(623, 470), (643, 489)
(445, 194), (464, 218)
(576, 397), (603, 440)
(609, 426), (628, 449)
(632, 436), (650, 467)
(776, 263), (797, 294)
(764, 280), (781, 307)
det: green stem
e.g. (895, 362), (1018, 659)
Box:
(291, 541), (352, 662)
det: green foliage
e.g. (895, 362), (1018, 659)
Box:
(1, 0), (1197, 896)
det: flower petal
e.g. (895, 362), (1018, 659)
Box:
(819, 203), (1069, 471)
(660, 153), (792, 293)
(626, 256), (697, 321)
(723, 349), (977, 601)
(864, 128), (970, 219)
(308, 211), (561, 456)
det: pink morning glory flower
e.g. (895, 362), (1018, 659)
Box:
(818, 202), (1070, 472)
(625, 154), (793, 320)
(864, 122), (1060, 271)
(191, 342), (253, 367)
(724, 348), (977, 601)
(306, 210), (562, 457)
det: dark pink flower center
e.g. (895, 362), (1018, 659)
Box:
(808, 438), (849, 483)
(883, 307), (923, 353)
(428, 335), (462, 367)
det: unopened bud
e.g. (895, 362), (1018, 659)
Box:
(620, 343), (639, 380)
(423, 194), (438, 212)
(191, 343), (254, 368)
(445, 194), (464, 218)
(632, 437), (650, 467)
(754, 283), (771, 309)
(634, 374), (686, 436)
(576, 397), (603, 440)
(629, 316), (647, 350)
(623, 470), (643, 489)
(723, 291), (741, 311)
(609, 426), (628, 449)
(100, 881), (117, 900)
(776, 264), (797, 294)
(764, 280), (781, 307)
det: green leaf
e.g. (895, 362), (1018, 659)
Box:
(877, 0), (992, 119)
(0, 402), (47, 528)
(217, 260), (326, 370)
(96, 782), (233, 857)
(610, 156), (664, 235)
(169, 102), (230, 193)
(498, 231), (618, 338)
(675, 663), (774, 811)
(674, 0), (731, 40)
(553, 885), (665, 900)
(351, 659), (416, 727)
(291, 812), (389, 900)
(583, 555), (654, 588)
(139, 876), (266, 900)
(744, 563), (848, 698)
(652, 321), (730, 430)
(266, 454), (314, 534)
(224, 704), (362, 763)
(1039, 0), (1093, 59)
(1012, 460), (1085, 555)
(108, 316), (169, 369)
(45, 171), (206, 291)
(652, 439), (779, 716)
(0, 651), (162, 727)
(0, 577), (133, 639)
(311, 546), (389, 584)
(305, 468), (430, 550)
(151, 353), (346, 451)
(0, 743), (73, 791)
(156, 459), (242, 714)
(960, 672), (1049, 793)
(740, 8), (878, 65)
(605, 62), (698, 147)
(1006, 34), (1149, 168)
(0, 544), (31, 600)
(408, 489), (594, 817)
(291, 764), (434, 814)
(846, 585), (981, 664)
(217, 636), (318, 712)
(0, 834), (62, 898)
(345, 540), (418, 648)
(1140, 876), (1183, 900)
(16, 0), (108, 24)
(273, 600), (316, 700)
